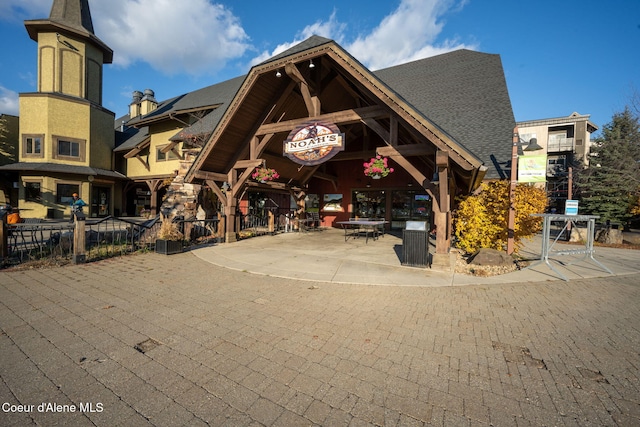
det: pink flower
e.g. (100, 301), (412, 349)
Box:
(363, 156), (394, 177)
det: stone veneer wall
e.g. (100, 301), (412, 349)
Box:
(160, 158), (200, 220)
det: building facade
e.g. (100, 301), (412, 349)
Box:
(1, 0), (525, 264)
(0, 0), (125, 219)
(517, 112), (598, 211)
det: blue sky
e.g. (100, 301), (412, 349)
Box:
(1, 0), (639, 135)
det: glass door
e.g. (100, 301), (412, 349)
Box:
(352, 190), (385, 219)
(92, 186), (110, 217)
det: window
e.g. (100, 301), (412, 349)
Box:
(52, 136), (85, 161)
(352, 190), (386, 218)
(56, 183), (80, 204)
(27, 137), (42, 154)
(547, 155), (567, 176)
(22, 135), (44, 158)
(58, 140), (80, 157)
(25, 182), (42, 202)
(157, 145), (179, 162)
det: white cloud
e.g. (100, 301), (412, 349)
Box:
(1, 0), (251, 76)
(249, 10), (346, 68)
(92, 0), (250, 76)
(1, 0), (475, 88)
(347, 0), (474, 70)
(248, 0), (474, 71)
(0, 86), (20, 116)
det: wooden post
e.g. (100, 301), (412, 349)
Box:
(268, 210), (275, 233)
(566, 166), (573, 237)
(217, 212), (225, 242)
(507, 127), (519, 255)
(184, 221), (193, 243)
(227, 197), (238, 243)
(73, 216), (86, 264)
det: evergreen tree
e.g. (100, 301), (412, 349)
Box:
(575, 107), (640, 224)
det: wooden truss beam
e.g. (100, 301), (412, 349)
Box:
(256, 105), (387, 135)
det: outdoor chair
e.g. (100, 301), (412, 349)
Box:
(306, 212), (321, 230)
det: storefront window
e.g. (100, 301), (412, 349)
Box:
(25, 182), (42, 202)
(391, 190), (431, 229)
(56, 183), (80, 204)
(352, 190), (385, 218)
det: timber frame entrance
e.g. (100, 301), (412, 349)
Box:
(185, 37), (487, 260)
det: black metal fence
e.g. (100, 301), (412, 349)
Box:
(1, 215), (220, 268)
(238, 210), (304, 236)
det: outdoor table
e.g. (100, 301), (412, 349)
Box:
(528, 214), (613, 281)
(336, 220), (387, 243)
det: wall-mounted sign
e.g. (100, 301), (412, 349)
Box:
(283, 121), (344, 166)
(323, 194), (344, 212)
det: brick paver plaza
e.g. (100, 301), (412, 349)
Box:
(1, 249), (639, 426)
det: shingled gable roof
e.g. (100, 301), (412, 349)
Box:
(114, 76), (244, 153)
(374, 49), (515, 180)
(184, 36), (501, 191)
(260, 35), (334, 64)
(24, 0), (113, 63)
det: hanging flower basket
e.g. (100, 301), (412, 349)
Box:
(363, 156), (394, 178)
(252, 167), (279, 183)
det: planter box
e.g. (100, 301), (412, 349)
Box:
(155, 239), (182, 255)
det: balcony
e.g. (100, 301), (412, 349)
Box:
(547, 137), (574, 152)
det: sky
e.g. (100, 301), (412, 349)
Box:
(1, 0), (639, 136)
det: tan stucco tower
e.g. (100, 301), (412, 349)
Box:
(14, 0), (123, 219)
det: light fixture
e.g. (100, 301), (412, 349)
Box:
(275, 70), (282, 78)
(431, 171), (439, 185)
(524, 137), (544, 152)
(309, 59), (315, 69)
(221, 181), (231, 192)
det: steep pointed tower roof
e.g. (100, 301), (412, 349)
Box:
(24, 0), (113, 63)
(49, 0), (95, 34)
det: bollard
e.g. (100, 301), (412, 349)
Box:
(268, 211), (274, 233)
(72, 212), (86, 264)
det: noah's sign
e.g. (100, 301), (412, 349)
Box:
(283, 121), (344, 166)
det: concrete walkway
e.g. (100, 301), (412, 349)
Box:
(1, 229), (639, 426)
(191, 227), (640, 286)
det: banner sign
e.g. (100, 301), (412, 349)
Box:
(518, 154), (547, 183)
(283, 121), (344, 166)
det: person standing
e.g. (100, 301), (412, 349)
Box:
(69, 193), (87, 223)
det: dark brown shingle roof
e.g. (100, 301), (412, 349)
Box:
(117, 38), (515, 180)
(375, 49), (515, 179)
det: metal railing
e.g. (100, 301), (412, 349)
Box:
(1, 215), (220, 268)
(547, 137), (574, 152)
(238, 210), (303, 236)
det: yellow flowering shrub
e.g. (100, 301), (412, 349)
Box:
(453, 181), (547, 254)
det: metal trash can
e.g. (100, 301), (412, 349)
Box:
(402, 221), (430, 268)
